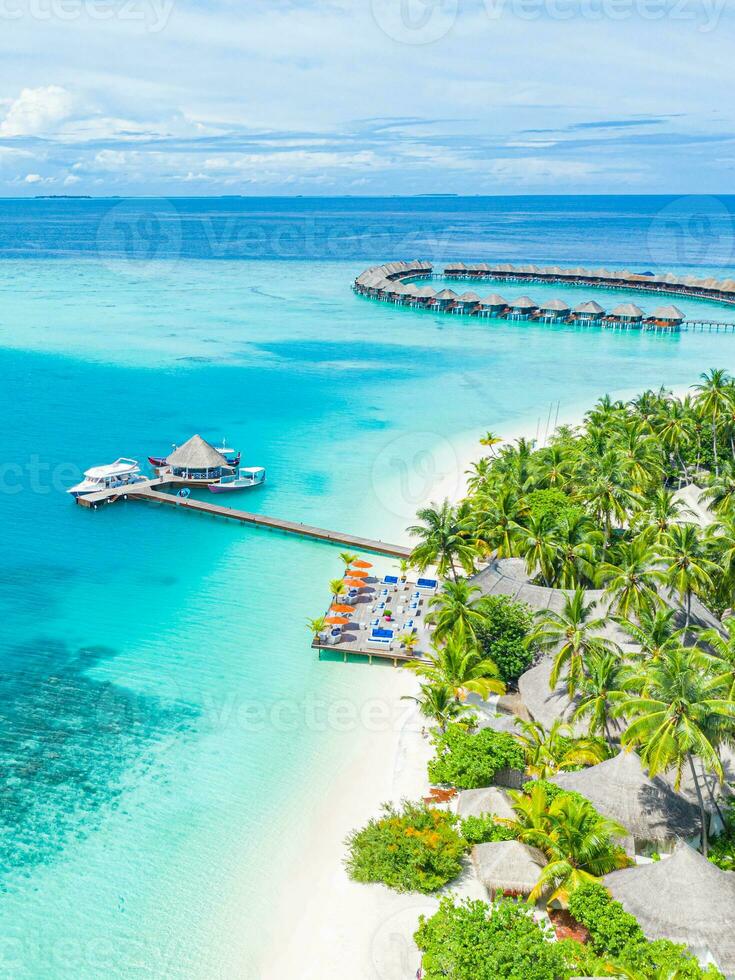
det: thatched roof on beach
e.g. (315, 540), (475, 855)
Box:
(574, 300), (605, 314)
(652, 304), (685, 321)
(166, 435), (229, 470)
(551, 751), (700, 849)
(517, 657), (579, 730)
(611, 303), (644, 318)
(509, 296), (538, 309)
(457, 787), (516, 822)
(604, 843), (735, 974)
(472, 841), (547, 896)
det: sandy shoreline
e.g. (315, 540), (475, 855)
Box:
(259, 378), (697, 979)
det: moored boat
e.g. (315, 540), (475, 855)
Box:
(208, 467), (266, 493)
(67, 459), (144, 498)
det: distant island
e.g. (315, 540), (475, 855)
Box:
(33, 195), (93, 200)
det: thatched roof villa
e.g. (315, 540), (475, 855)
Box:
(472, 840), (547, 899)
(166, 435), (233, 481)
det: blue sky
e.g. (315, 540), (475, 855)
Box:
(0, 0), (732, 195)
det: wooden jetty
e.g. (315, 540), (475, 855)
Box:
(76, 480), (412, 559)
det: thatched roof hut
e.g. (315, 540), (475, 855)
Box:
(604, 843), (735, 975)
(651, 304), (685, 323)
(480, 293), (508, 309)
(456, 291), (482, 305)
(611, 303), (644, 320)
(472, 841), (547, 897)
(457, 787), (516, 822)
(433, 288), (458, 302)
(166, 435), (230, 473)
(540, 298), (571, 313)
(574, 300), (605, 316)
(509, 296), (538, 310)
(551, 751), (700, 853)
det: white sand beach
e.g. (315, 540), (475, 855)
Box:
(261, 380), (704, 980)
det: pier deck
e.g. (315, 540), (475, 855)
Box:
(76, 481), (411, 559)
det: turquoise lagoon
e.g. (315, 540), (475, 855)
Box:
(3, 203), (735, 977)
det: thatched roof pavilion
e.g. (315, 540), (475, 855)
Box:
(456, 291), (482, 306)
(457, 786), (516, 822)
(551, 751), (700, 854)
(472, 841), (547, 898)
(604, 843), (735, 975)
(509, 296), (538, 310)
(433, 288), (458, 303)
(166, 435), (232, 480)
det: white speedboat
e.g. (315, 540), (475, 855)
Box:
(67, 458), (144, 499)
(208, 466), (266, 494)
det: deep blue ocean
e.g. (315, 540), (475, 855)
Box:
(1, 196), (735, 979)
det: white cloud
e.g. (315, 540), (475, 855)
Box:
(1, 86), (76, 137)
(24, 173), (44, 183)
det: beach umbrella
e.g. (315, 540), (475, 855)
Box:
(325, 616), (350, 625)
(330, 604), (354, 614)
(344, 578), (367, 589)
(351, 559), (373, 569)
(346, 568), (369, 578)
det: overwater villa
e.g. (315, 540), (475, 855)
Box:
(573, 300), (605, 322)
(507, 296), (538, 319)
(608, 302), (645, 325)
(539, 298), (571, 321)
(479, 293), (508, 316)
(157, 434), (235, 484)
(650, 303), (685, 328)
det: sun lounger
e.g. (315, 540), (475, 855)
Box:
(383, 575), (399, 585)
(416, 578), (438, 591)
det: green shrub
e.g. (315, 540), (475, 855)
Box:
(344, 800), (467, 894)
(522, 778), (586, 806)
(567, 881), (642, 957)
(460, 813), (516, 845)
(568, 882), (723, 978)
(709, 799), (735, 871)
(415, 896), (569, 980)
(526, 488), (583, 526)
(475, 595), (534, 683)
(428, 724), (525, 790)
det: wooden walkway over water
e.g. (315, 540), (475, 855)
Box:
(76, 479), (412, 559)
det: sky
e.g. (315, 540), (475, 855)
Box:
(0, 0), (732, 195)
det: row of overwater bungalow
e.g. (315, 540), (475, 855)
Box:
(443, 261), (735, 306)
(353, 265), (687, 329)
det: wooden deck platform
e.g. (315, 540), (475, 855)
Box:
(76, 480), (412, 559)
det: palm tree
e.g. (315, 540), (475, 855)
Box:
(637, 487), (693, 546)
(465, 457), (492, 494)
(693, 368), (733, 476)
(551, 513), (601, 589)
(616, 605), (683, 663)
(338, 551), (358, 572)
(705, 512), (735, 609)
(514, 513), (557, 586)
(515, 718), (608, 779)
(617, 646), (735, 856)
(478, 430), (503, 455)
(329, 578), (347, 603)
(654, 397), (695, 484)
(403, 632), (505, 701)
(659, 523), (717, 629)
(699, 616), (735, 699)
(398, 631), (420, 653)
(531, 588), (619, 698)
(472, 487), (528, 560)
(407, 499), (477, 580)
(306, 615), (327, 637)
(597, 539), (662, 620)
(576, 449), (641, 550)
(426, 579), (485, 643)
(615, 422), (663, 494)
(573, 648), (635, 744)
(701, 460), (735, 514)
(528, 443), (574, 491)
(505, 783), (629, 905)
(401, 682), (474, 731)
